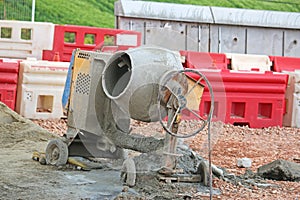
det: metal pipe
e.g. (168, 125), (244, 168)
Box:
(31, 0), (35, 22)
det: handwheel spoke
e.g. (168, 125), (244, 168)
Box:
(185, 107), (206, 122)
(167, 107), (181, 130)
(158, 69), (212, 138)
(184, 76), (203, 98)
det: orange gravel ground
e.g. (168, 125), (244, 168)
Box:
(188, 123), (300, 200)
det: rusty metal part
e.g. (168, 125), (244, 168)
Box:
(158, 69), (210, 138)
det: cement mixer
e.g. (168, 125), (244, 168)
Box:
(45, 46), (214, 188)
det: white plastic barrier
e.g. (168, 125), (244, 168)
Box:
(226, 53), (272, 72)
(292, 93), (300, 128)
(295, 83), (300, 93)
(16, 60), (69, 119)
(293, 70), (300, 84)
(294, 71), (300, 128)
(0, 20), (54, 60)
(283, 70), (300, 127)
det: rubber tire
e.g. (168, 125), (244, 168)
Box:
(121, 158), (136, 187)
(45, 139), (68, 166)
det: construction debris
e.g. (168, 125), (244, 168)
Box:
(257, 159), (300, 182)
(237, 157), (252, 168)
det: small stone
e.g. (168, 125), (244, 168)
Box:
(237, 158), (252, 168)
(32, 156), (38, 161)
(122, 186), (129, 192)
(226, 173), (236, 179)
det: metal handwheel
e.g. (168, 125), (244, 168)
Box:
(157, 69), (214, 138)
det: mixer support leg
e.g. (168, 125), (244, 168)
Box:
(161, 108), (179, 174)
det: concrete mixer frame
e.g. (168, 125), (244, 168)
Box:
(45, 47), (215, 198)
(61, 49), (125, 159)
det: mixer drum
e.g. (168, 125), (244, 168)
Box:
(102, 47), (184, 122)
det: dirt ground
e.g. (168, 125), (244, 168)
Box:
(0, 103), (129, 200)
(1, 101), (300, 199)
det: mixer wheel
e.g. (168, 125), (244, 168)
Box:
(121, 158), (136, 187)
(45, 139), (68, 166)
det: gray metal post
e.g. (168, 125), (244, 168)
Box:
(31, 0), (35, 22)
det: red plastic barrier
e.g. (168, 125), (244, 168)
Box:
(0, 59), (19, 110)
(270, 56), (300, 72)
(43, 25), (142, 62)
(180, 51), (229, 70)
(187, 69), (288, 128)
